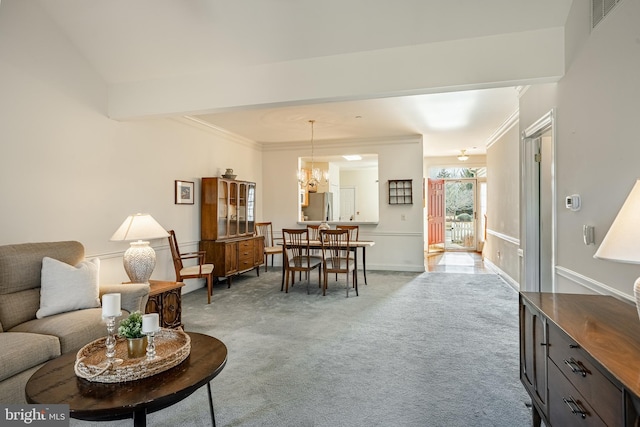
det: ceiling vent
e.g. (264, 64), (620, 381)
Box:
(592, 0), (623, 29)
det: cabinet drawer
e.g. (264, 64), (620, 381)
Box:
(238, 240), (254, 252)
(548, 360), (606, 426)
(548, 323), (622, 426)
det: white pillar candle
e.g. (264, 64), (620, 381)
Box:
(142, 313), (160, 333)
(102, 293), (121, 317)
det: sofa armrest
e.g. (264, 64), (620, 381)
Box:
(99, 283), (150, 314)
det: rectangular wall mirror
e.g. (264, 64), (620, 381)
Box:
(297, 154), (379, 223)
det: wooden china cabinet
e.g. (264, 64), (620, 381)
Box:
(200, 177), (264, 285)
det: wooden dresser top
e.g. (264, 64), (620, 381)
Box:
(521, 292), (640, 398)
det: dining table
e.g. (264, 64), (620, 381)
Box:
(280, 239), (375, 288)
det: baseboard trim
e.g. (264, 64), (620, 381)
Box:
(483, 259), (519, 292)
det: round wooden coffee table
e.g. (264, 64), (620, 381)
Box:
(26, 332), (227, 427)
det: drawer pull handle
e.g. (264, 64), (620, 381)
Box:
(564, 358), (587, 377)
(569, 344), (579, 348)
(563, 396), (587, 419)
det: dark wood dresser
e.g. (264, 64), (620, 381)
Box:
(145, 280), (184, 329)
(520, 292), (640, 426)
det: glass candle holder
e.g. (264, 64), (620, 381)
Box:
(104, 314), (123, 366)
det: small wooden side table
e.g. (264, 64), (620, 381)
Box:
(145, 280), (184, 329)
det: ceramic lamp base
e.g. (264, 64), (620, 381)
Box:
(123, 241), (156, 284)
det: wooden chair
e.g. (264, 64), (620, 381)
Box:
(336, 224), (362, 285)
(167, 230), (215, 304)
(320, 229), (357, 297)
(336, 225), (359, 241)
(255, 222), (282, 272)
(306, 224), (320, 241)
(282, 229), (322, 294)
(306, 224), (323, 259)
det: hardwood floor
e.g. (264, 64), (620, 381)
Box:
(425, 251), (490, 274)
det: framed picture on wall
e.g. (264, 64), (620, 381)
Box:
(175, 180), (194, 205)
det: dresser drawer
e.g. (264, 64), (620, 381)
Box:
(238, 239), (255, 270)
(548, 360), (606, 426)
(548, 323), (622, 426)
(238, 239), (254, 252)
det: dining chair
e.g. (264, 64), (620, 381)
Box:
(336, 224), (364, 285)
(336, 225), (359, 241)
(282, 229), (322, 294)
(167, 230), (215, 304)
(306, 224), (320, 240)
(320, 229), (357, 297)
(255, 222), (282, 272)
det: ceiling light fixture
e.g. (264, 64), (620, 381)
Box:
(297, 120), (328, 193)
(458, 150), (469, 161)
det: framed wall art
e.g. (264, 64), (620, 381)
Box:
(175, 180), (194, 205)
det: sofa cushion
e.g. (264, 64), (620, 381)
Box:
(36, 257), (100, 318)
(0, 288), (40, 333)
(0, 241), (84, 331)
(0, 332), (60, 382)
(10, 308), (126, 354)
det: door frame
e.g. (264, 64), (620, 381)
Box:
(521, 109), (556, 292)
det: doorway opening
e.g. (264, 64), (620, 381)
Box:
(427, 167), (486, 254)
(522, 110), (555, 292)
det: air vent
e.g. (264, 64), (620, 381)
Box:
(592, 0), (624, 29)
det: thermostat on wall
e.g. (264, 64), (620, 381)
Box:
(565, 194), (581, 211)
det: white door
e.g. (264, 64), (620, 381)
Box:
(340, 187), (356, 221)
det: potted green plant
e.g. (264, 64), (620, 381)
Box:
(118, 311), (147, 358)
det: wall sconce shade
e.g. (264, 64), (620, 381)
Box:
(110, 213), (168, 284)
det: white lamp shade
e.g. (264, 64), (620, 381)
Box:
(110, 213), (169, 242)
(594, 180), (640, 264)
(111, 213), (168, 283)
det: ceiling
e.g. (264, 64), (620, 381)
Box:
(193, 87), (520, 158)
(35, 0), (574, 157)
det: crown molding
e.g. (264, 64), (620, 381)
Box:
(485, 109), (519, 149)
(177, 116), (261, 150)
(260, 134), (423, 152)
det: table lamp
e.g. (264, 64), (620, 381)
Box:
(594, 179), (640, 319)
(110, 213), (169, 284)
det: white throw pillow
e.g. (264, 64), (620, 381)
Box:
(36, 256), (101, 318)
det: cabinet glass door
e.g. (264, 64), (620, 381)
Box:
(247, 183), (255, 235)
(229, 181), (238, 236)
(238, 183), (247, 235)
(218, 180), (229, 238)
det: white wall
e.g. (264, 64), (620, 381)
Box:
(520, 0), (640, 301)
(485, 125), (520, 283)
(262, 136), (425, 272)
(0, 1), (262, 293)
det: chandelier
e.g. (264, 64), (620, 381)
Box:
(298, 120), (328, 192)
